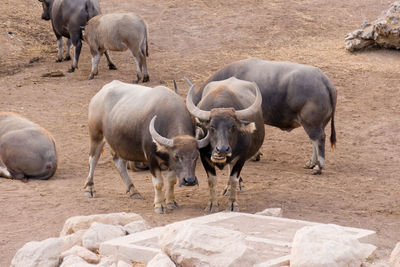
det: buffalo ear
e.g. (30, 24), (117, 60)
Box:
(195, 126), (205, 139)
(153, 139), (168, 153)
(239, 120), (256, 133)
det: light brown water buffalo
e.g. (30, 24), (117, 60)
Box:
(83, 13), (149, 83)
(186, 77), (264, 212)
(0, 112), (57, 180)
(84, 80), (209, 213)
(196, 58), (337, 174)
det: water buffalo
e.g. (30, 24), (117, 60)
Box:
(186, 77), (264, 212)
(84, 80), (209, 213)
(196, 58), (337, 174)
(0, 112), (57, 180)
(82, 13), (149, 83)
(39, 0), (106, 72)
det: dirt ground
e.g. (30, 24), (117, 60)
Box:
(1, 0), (400, 265)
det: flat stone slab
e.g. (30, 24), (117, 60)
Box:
(100, 212), (376, 266)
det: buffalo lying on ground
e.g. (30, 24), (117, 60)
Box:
(83, 13), (149, 83)
(186, 77), (264, 212)
(0, 112), (57, 180)
(197, 58), (337, 174)
(39, 0), (101, 72)
(84, 80), (208, 213)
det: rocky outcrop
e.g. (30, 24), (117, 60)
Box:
(345, 2), (400, 51)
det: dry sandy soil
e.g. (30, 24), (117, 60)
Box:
(1, 0), (400, 265)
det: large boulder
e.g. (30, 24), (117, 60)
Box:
(82, 222), (126, 252)
(159, 221), (258, 267)
(346, 1), (400, 51)
(60, 255), (96, 267)
(61, 229), (86, 251)
(290, 224), (376, 267)
(60, 212), (143, 236)
(11, 237), (64, 267)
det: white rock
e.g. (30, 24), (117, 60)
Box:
(60, 255), (96, 267)
(390, 242), (400, 267)
(82, 222), (126, 251)
(96, 255), (117, 267)
(61, 229), (86, 251)
(61, 245), (99, 264)
(159, 221), (258, 267)
(290, 224), (376, 267)
(123, 219), (150, 234)
(255, 207), (282, 217)
(11, 237), (64, 267)
(147, 253), (176, 267)
(60, 212), (143, 236)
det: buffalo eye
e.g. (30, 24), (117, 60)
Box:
(229, 125), (236, 133)
(209, 126), (216, 133)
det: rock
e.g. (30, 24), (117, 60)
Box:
(61, 229), (86, 251)
(82, 222), (126, 251)
(96, 255), (117, 267)
(147, 253), (176, 267)
(390, 242), (400, 266)
(60, 212), (143, 236)
(346, 1), (400, 51)
(290, 224), (376, 267)
(61, 245), (99, 264)
(255, 207), (282, 217)
(159, 221), (258, 267)
(60, 255), (96, 267)
(123, 220), (150, 234)
(11, 237), (64, 267)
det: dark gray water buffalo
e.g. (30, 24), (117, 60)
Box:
(84, 80), (208, 213)
(196, 58), (337, 174)
(186, 77), (264, 212)
(39, 0), (101, 72)
(0, 112), (57, 180)
(83, 13), (149, 83)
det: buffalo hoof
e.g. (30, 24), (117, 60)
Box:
(142, 75), (150, 83)
(67, 67), (76, 73)
(55, 58), (63, 63)
(154, 205), (168, 214)
(132, 79), (139, 84)
(64, 55), (71, 61)
(130, 192), (143, 199)
(88, 73), (95, 80)
(305, 160), (316, 169)
(205, 202), (219, 213)
(167, 201), (179, 210)
(312, 169), (322, 175)
(84, 189), (96, 198)
(227, 201), (239, 212)
(108, 64), (117, 70)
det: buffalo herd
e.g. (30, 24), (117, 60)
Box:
(0, 0), (337, 214)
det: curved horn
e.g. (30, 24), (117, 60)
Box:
(235, 82), (262, 120)
(184, 77), (210, 121)
(196, 129), (210, 148)
(149, 116), (174, 148)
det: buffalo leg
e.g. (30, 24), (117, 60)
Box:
(165, 170), (178, 210)
(201, 156), (219, 212)
(226, 161), (244, 211)
(113, 156), (142, 199)
(305, 127), (326, 175)
(84, 139), (105, 197)
(65, 39), (72, 61)
(89, 52), (101, 80)
(68, 39), (82, 73)
(56, 37), (63, 62)
(152, 169), (167, 214)
(104, 50), (117, 70)
(138, 52), (149, 82)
